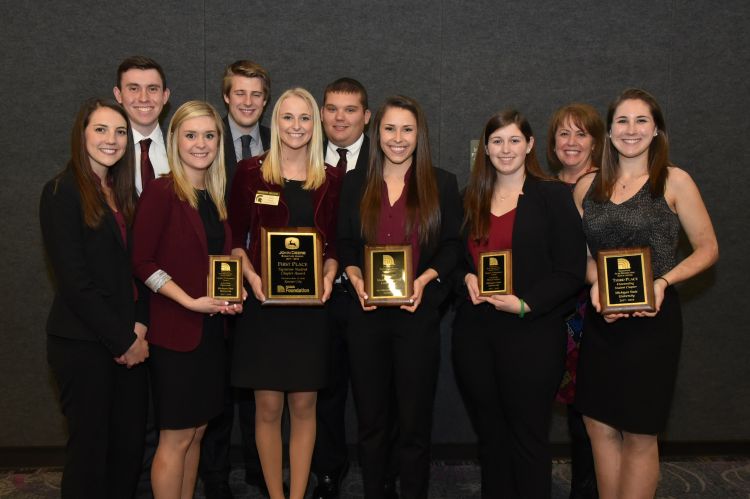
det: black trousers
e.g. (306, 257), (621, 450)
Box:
(47, 335), (148, 499)
(452, 302), (566, 499)
(312, 285), (351, 474)
(347, 300), (441, 499)
(200, 335), (261, 484)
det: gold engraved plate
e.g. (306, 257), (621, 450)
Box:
(478, 250), (512, 296)
(364, 245), (413, 306)
(597, 246), (656, 314)
(260, 227), (323, 306)
(208, 255), (242, 302)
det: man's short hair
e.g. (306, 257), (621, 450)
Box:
(323, 77), (368, 110)
(116, 56), (167, 89)
(221, 60), (271, 99)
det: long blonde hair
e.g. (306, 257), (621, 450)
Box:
(167, 100), (227, 219)
(262, 87), (326, 190)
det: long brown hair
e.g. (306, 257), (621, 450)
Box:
(464, 110), (547, 242)
(360, 95), (440, 246)
(590, 88), (671, 202)
(58, 98), (136, 228)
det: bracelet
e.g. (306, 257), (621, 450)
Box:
(519, 299), (525, 319)
(656, 276), (670, 287)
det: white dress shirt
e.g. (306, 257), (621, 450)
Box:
(132, 126), (169, 196)
(325, 133), (365, 172)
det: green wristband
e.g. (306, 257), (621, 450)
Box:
(519, 299), (525, 319)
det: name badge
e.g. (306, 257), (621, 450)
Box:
(254, 190), (280, 206)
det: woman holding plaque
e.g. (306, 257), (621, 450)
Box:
(228, 87), (341, 499)
(337, 95), (462, 498)
(452, 110), (586, 498)
(40, 98), (149, 498)
(132, 100), (240, 499)
(573, 88), (718, 499)
(547, 102), (605, 499)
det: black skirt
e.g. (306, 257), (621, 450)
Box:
(574, 287), (682, 434)
(149, 315), (226, 429)
(232, 296), (329, 391)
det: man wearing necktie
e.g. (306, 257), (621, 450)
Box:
(198, 60), (272, 499)
(220, 60), (272, 200)
(113, 56), (171, 196)
(316, 78), (402, 499)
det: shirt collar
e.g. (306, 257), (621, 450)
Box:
(132, 123), (164, 145)
(228, 114), (260, 144)
(327, 132), (365, 157)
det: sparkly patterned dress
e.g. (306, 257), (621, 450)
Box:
(574, 180), (682, 434)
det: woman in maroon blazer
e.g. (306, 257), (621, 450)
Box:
(228, 87), (341, 499)
(132, 100), (242, 499)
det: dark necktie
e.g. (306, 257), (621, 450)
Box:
(241, 134), (253, 160)
(139, 138), (155, 190)
(336, 148), (348, 170)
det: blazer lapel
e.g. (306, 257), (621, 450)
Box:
(183, 200), (209, 257)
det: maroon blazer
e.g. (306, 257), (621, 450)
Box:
(132, 176), (232, 352)
(228, 154), (342, 271)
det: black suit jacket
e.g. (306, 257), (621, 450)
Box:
(222, 116), (271, 199)
(337, 165), (462, 306)
(39, 169), (148, 356)
(323, 134), (370, 172)
(455, 176), (586, 319)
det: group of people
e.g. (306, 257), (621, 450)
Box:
(39, 54), (718, 499)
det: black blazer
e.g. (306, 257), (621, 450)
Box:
(39, 170), (148, 356)
(323, 134), (370, 172)
(222, 116), (271, 198)
(337, 165), (462, 304)
(455, 176), (586, 319)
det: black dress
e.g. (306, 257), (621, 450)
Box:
(149, 190), (226, 429)
(575, 182), (682, 434)
(232, 179), (329, 391)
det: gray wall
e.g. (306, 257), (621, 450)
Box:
(1, 0), (748, 448)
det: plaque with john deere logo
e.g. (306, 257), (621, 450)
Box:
(261, 227), (323, 306)
(597, 247), (655, 314)
(208, 255), (242, 302)
(478, 250), (512, 296)
(364, 245), (413, 306)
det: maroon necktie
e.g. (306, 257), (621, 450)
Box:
(140, 138), (155, 190)
(336, 148), (348, 170)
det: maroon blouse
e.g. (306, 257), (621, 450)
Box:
(468, 208), (516, 271)
(376, 168), (421, 270)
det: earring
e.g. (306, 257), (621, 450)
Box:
(654, 129), (659, 137)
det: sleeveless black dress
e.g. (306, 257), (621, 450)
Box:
(574, 181), (682, 434)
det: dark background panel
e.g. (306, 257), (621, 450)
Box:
(0, 0), (747, 448)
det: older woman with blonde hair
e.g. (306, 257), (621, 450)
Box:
(228, 87), (342, 499)
(132, 100), (241, 499)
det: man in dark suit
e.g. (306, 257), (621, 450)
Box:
(113, 56), (171, 197)
(315, 78), (398, 499)
(199, 60), (272, 499)
(220, 60), (271, 197)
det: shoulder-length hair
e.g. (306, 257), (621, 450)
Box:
(166, 100), (227, 219)
(591, 88), (671, 203)
(60, 97), (136, 228)
(262, 87), (326, 190)
(360, 95), (440, 246)
(546, 102), (605, 174)
(464, 110), (547, 242)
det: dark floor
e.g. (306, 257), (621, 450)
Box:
(3, 458), (750, 498)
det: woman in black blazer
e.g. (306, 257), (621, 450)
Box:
(39, 98), (149, 499)
(452, 110), (586, 498)
(337, 95), (461, 498)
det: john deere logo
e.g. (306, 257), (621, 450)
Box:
(285, 237), (300, 250)
(383, 254), (395, 266)
(617, 258), (631, 270)
(276, 285), (285, 293)
(220, 262), (231, 271)
(488, 257), (499, 266)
